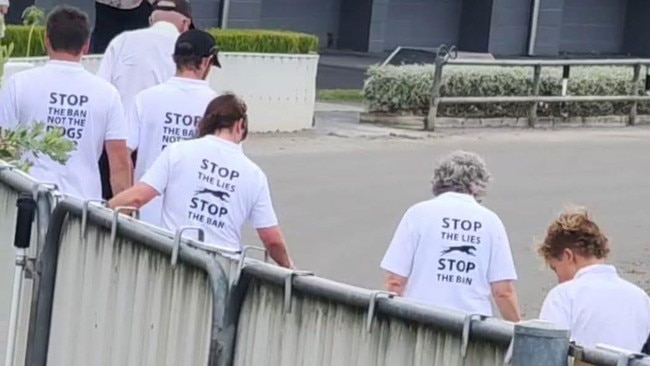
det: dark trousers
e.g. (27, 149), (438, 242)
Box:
(92, 1), (152, 199)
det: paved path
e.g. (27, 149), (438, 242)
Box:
(241, 117), (650, 319)
(1, 113), (648, 358)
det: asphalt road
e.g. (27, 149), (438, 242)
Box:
(1, 115), (648, 360)
(240, 119), (650, 319)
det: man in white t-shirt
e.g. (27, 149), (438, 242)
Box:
(380, 151), (521, 322)
(96, 0), (194, 200)
(128, 29), (221, 226)
(96, 0), (194, 111)
(108, 94), (294, 269)
(537, 207), (650, 352)
(0, 5), (131, 200)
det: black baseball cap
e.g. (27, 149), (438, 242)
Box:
(153, 0), (195, 29)
(173, 29), (221, 68)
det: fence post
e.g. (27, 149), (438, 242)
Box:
(426, 44), (457, 131)
(510, 320), (570, 366)
(529, 64), (542, 127)
(629, 63), (642, 126)
(426, 60), (445, 131)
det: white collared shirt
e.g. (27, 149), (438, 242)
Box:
(0, 60), (128, 200)
(140, 135), (278, 250)
(96, 21), (180, 113)
(128, 76), (219, 226)
(540, 264), (650, 351)
(380, 192), (518, 316)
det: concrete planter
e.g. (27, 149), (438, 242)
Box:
(8, 52), (320, 133)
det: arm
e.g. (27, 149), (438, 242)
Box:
(0, 76), (19, 129)
(126, 96), (142, 153)
(105, 140), (132, 194)
(256, 226), (293, 269)
(384, 272), (407, 296)
(108, 182), (158, 210)
(491, 280), (521, 322)
(109, 144), (171, 210)
(488, 216), (522, 322)
(104, 89), (132, 193)
(96, 38), (117, 80)
(380, 208), (417, 295)
(249, 173), (293, 268)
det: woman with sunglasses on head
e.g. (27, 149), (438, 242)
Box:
(108, 93), (294, 269)
(538, 206), (650, 352)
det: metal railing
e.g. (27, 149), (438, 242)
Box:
(226, 262), (514, 366)
(425, 44), (650, 130)
(0, 163), (648, 366)
(26, 196), (231, 366)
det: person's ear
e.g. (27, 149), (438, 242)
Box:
(81, 40), (90, 55)
(563, 248), (574, 262)
(44, 33), (51, 51)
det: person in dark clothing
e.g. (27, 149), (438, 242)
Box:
(92, 0), (154, 199)
(90, 0), (154, 54)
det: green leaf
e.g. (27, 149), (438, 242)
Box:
(0, 121), (75, 172)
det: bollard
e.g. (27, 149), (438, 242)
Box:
(510, 320), (570, 366)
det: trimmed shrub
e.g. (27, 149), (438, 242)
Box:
(205, 29), (318, 54)
(1, 25), (319, 57)
(2, 25), (44, 58)
(363, 64), (650, 118)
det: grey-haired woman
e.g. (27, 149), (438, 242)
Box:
(380, 150), (521, 322)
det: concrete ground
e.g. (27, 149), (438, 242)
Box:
(240, 106), (650, 319)
(1, 106), (648, 359)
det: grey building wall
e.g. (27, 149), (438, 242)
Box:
(532, 0), (564, 56)
(227, 0), (263, 28)
(488, 0), (532, 56)
(382, 0), (462, 51)
(457, 0), (493, 53)
(259, 0), (340, 47)
(191, 0), (222, 29)
(368, 0), (389, 53)
(559, 0), (626, 55)
(622, 0), (650, 57)
(368, 0), (463, 52)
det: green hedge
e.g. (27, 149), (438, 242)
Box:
(363, 64), (650, 118)
(1, 25), (319, 57)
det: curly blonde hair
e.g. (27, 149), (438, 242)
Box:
(537, 206), (610, 260)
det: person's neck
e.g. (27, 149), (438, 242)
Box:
(49, 52), (82, 63)
(176, 69), (204, 80)
(214, 131), (239, 144)
(575, 257), (606, 272)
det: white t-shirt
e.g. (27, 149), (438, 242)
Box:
(380, 192), (518, 317)
(539, 264), (650, 351)
(140, 135), (279, 250)
(0, 60), (128, 200)
(128, 77), (218, 226)
(96, 21), (179, 112)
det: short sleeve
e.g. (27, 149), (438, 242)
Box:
(140, 144), (172, 195)
(380, 207), (418, 278)
(248, 171), (279, 229)
(96, 39), (117, 83)
(126, 96), (142, 150)
(0, 76), (20, 129)
(539, 287), (571, 330)
(104, 89), (128, 141)
(487, 215), (518, 282)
